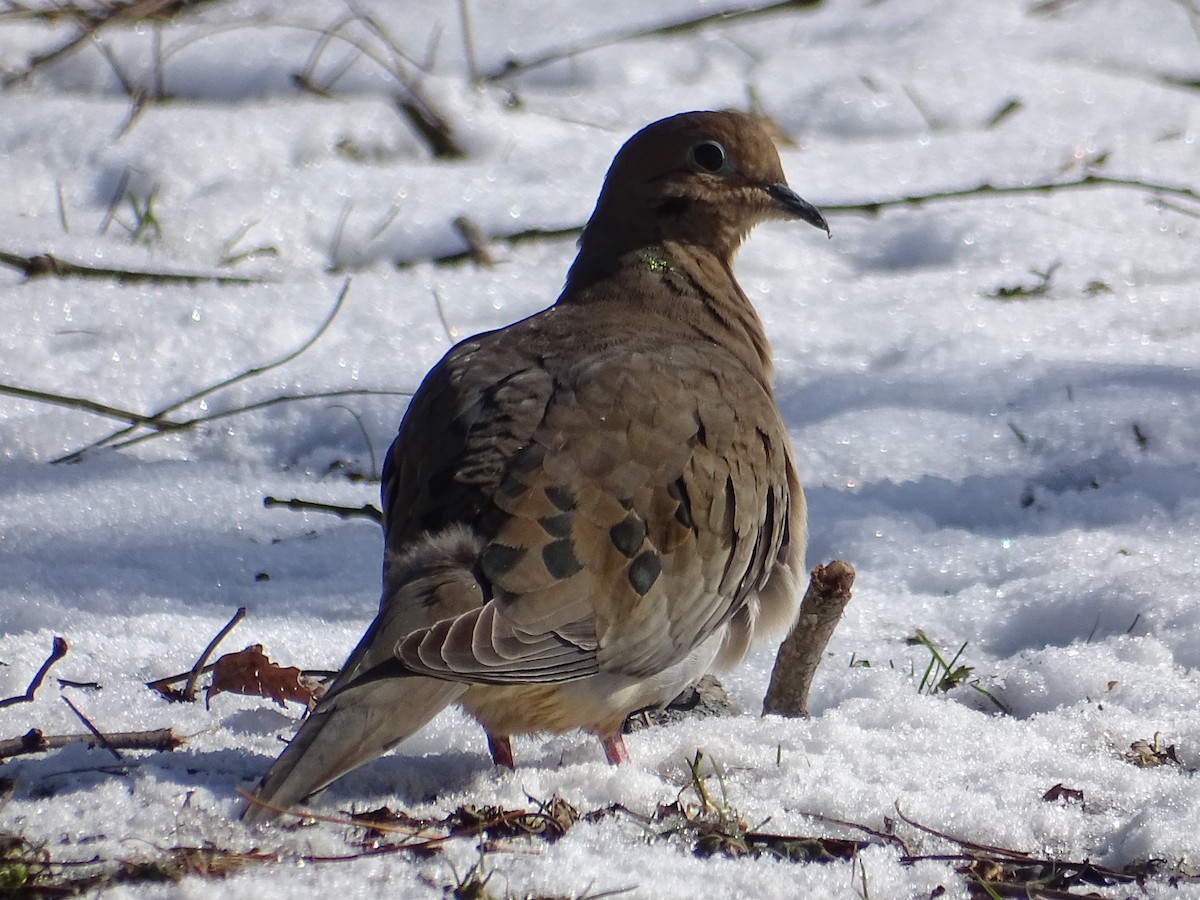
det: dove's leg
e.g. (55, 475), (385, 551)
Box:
(487, 733), (515, 768)
(600, 733), (630, 765)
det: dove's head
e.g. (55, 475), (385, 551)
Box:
(577, 110), (829, 267)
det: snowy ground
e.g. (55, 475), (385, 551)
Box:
(2, 0), (1199, 896)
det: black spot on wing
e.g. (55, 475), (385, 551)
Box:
(609, 515), (647, 558)
(543, 538), (583, 579)
(544, 486), (577, 512)
(628, 550), (662, 596)
(670, 477), (697, 533)
(538, 512), (573, 538)
(481, 543), (526, 579)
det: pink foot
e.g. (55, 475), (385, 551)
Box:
(600, 733), (630, 765)
(488, 733), (515, 769)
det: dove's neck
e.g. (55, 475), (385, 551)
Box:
(560, 240), (774, 383)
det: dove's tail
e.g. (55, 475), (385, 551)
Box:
(241, 527), (485, 824)
(240, 675), (467, 824)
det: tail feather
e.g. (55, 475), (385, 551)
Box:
(241, 527), (486, 824)
(241, 676), (466, 823)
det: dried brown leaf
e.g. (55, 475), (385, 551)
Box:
(205, 645), (314, 710)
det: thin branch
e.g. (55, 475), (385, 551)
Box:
(798, 810), (912, 856)
(456, 0), (481, 87)
(430, 288), (459, 341)
(0, 726), (183, 760)
(97, 387), (412, 456)
(181, 608), (246, 702)
(397, 223), (582, 268)
(0, 636), (69, 708)
(61, 696), (123, 761)
(821, 173), (1200, 216)
(0, 381), (171, 427)
(893, 802), (1035, 861)
(348, 3), (465, 158)
(263, 495), (383, 524)
(451, 215), (495, 266)
(399, 173), (1200, 268)
(484, 0), (821, 81)
(54, 278), (352, 462)
(2, 0), (222, 89)
(0, 249), (265, 285)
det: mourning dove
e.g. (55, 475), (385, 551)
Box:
(242, 110), (829, 823)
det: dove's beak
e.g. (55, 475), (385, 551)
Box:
(766, 183), (831, 238)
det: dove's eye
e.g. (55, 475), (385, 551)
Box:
(689, 140), (728, 174)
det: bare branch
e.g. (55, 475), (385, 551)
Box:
(0, 382), (166, 427)
(263, 495), (383, 524)
(62, 696), (123, 761)
(145, 608), (246, 702)
(0, 636), (68, 708)
(54, 278), (353, 462)
(183, 608), (247, 702)
(399, 173), (1200, 268)
(0, 726), (184, 760)
(451, 215), (495, 266)
(762, 561), (854, 717)
(0, 249), (264, 285)
(484, 0), (821, 81)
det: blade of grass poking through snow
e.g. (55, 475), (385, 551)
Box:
(910, 629), (1009, 713)
(53, 278), (353, 463)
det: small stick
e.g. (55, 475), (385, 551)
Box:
(762, 560), (854, 717)
(0, 249), (265, 285)
(61, 696), (122, 761)
(456, 0), (481, 87)
(182, 608), (247, 702)
(53, 278), (352, 463)
(0, 726), (183, 760)
(57, 679), (101, 691)
(263, 496), (383, 524)
(452, 215), (495, 267)
(0, 636), (68, 708)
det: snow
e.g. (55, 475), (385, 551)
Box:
(1, 0), (1199, 896)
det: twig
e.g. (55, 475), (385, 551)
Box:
(822, 173), (1200, 216)
(456, 0), (481, 87)
(0, 381), (172, 427)
(0, 636), (69, 708)
(0, 249), (265, 285)
(53, 278), (353, 463)
(893, 802), (1035, 861)
(0, 726), (183, 760)
(798, 810), (912, 856)
(484, 0), (821, 81)
(2, 0), (221, 89)
(1, 383), (409, 461)
(57, 679), (102, 691)
(181, 608), (247, 702)
(61, 696), (123, 761)
(346, 3), (466, 158)
(89, 387), (412, 458)
(763, 561), (854, 717)
(399, 173), (1200, 268)
(451, 215), (495, 266)
(397, 223), (583, 268)
(263, 495), (383, 524)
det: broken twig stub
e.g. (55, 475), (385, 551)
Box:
(762, 560), (855, 718)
